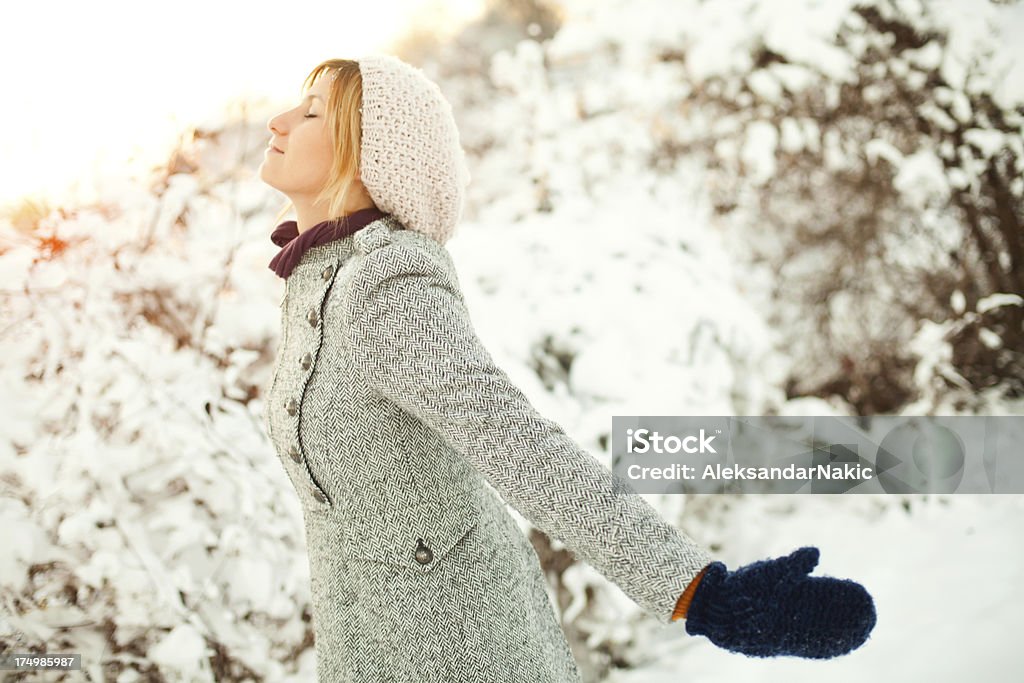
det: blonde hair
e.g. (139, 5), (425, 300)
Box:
(272, 59), (369, 231)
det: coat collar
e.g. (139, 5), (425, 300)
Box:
(269, 207), (390, 279)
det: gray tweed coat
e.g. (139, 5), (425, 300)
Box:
(263, 215), (713, 682)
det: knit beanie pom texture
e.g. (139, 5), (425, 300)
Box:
(356, 54), (471, 245)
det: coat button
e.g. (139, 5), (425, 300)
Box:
(285, 398), (297, 416)
(299, 352), (312, 370)
(288, 446), (302, 463)
(322, 265), (335, 281)
(307, 308), (319, 327)
(312, 488), (326, 504)
(414, 539), (433, 565)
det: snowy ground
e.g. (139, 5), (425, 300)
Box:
(607, 494), (1024, 683)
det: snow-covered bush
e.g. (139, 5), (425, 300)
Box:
(0, 125), (323, 681)
(636, 0), (1023, 413)
(430, 0), (1023, 417)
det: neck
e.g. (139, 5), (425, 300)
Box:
(293, 204), (329, 236)
(292, 196), (377, 235)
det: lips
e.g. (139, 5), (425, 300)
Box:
(268, 143), (284, 154)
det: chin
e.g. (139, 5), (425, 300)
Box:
(257, 164), (277, 188)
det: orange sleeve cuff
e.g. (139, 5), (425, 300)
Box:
(671, 564), (711, 621)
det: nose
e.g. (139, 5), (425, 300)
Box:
(267, 112), (287, 136)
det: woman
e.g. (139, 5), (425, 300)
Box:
(258, 54), (877, 681)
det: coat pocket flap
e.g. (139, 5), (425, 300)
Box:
(345, 488), (489, 572)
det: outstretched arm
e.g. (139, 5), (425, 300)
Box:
(344, 240), (713, 624)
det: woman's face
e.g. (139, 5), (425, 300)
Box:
(259, 75), (334, 199)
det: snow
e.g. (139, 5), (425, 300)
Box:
(977, 293), (1024, 315)
(148, 623), (209, 674)
(740, 121), (779, 186)
(606, 495), (1024, 683)
(893, 149), (950, 208)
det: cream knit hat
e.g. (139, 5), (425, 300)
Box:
(355, 54), (471, 245)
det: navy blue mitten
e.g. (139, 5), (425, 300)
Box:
(684, 546), (876, 659)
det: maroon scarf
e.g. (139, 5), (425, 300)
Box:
(269, 207), (389, 279)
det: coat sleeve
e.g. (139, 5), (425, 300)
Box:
(344, 240), (714, 624)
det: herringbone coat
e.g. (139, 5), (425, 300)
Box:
(263, 216), (713, 681)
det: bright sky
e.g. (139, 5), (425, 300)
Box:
(0, 0), (484, 210)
